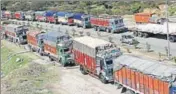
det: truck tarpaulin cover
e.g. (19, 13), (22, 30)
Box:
(45, 11), (57, 17)
(73, 13), (85, 20)
(35, 11), (46, 16)
(135, 22), (176, 34)
(56, 12), (68, 17)
(44, 31), (70, 47)
(113, 55), (176, 82)
(73, 36), (113, 57)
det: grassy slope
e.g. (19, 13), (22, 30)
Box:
(1, 40), (60, 94)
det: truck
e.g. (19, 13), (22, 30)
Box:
(14, 11), (25, 20)
(90, 14), (126, 33)
(45, 10), (57, 23)
(4, 11), (12, 19)
(73, 13), (91, 28)
(132, 22), (176, 42)
(26, 30), (45, 54)
(43, 31), (74, 66)
(134, 13), (167, 24)
(25, 11), (36, 21)
(113, 54), (176, 94)
(72, 36), (122, 83)
(35, 11), (46, 22)
(56, 12), (74, 26)
(4, 24), (28, 44)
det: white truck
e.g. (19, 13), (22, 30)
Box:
(131, 22), (176, 42)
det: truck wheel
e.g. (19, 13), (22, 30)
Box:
(133, 31), (138, 37)
(83, 25), (86, 29)
(125, 90), (135, 94)
(169, 36), (175, 42)
(138, 32), (143, 37)
(143, 33), (149, 38)
(99, 74), (107, 84)
(80, 65), (87, 75)
(94, 27), (97, 31)
(49, 56), (53, 61)
(97, 27), (100, 32)
(76, 24), (79, 28)
(106, 28), (111, 33)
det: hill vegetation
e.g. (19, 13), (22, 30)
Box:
(2, 1), (176, 16)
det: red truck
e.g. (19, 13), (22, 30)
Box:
(73, 36), (122, 83)
(113, 54), (176, 94)
(134, 13), (167, 24)
(14, 11), (25, 20)
(27, 30), (45, 54)
(90, 15), (125, 33)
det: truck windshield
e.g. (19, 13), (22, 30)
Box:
(64, 48), (69, 52)
(84, 18), (89, 21)
(106, 60), (112, 65)
(22, 35), (27, 39)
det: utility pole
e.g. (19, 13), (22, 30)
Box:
(166, 0), (171, 59)
(0, 0), (2, 93)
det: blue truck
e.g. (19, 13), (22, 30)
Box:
(73, 13), (91, 28)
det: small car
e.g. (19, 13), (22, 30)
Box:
(120, 35), (138, 45)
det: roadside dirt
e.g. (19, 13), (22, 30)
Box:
(48, 64), (122, 94)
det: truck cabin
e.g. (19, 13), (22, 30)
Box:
(15, 26), (28, 41)
(5, 24), (28, 43)
(96, 44), (122, 76)
(110, 18), (124, 31)
(65, 13), (74, 25)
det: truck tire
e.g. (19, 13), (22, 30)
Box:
(138, 32), (143, 37)
(125, 90), (135, 94)
(169, 36), (176, 42)
(133, 31), (138, 37)
(49, 56), (54, 61)
(94, 27), (97, 31)
(83, 25), (86, 29)
(106, 28), (111, 33)
(80, 65), (87, 75)
(99, 74), (107, 84)
(142, 33), (149, 38)
(97, 27), (100, 32)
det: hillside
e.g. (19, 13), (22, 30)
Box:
(2, 1), (176, 16)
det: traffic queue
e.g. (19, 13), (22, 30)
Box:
(2, 22), (176, 94)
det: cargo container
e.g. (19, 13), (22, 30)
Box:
(35, 11), (46, 22)
(113, 55), (176, 94)
(56, 12), (74, 26)
(90, 14), (126, 33)
(45, 11), (57, 23)
(14, 11), (25, 20)
(27, 30), (45, 54)
(4, 24), (28, 44)
(25, 11), (36, 21)
(43, 31), (74, 66)
(134, 13), (167, 24)
(73, 36), (122, 83)
(73, 13), (91, 28)
(131, 22), (176, 42)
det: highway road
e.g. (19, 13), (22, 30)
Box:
(10, 18), (176, 57)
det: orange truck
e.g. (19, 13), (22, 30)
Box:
(113, 54), (176, 94)
(134, 13), (166, 24)
(27, 30), (45, 54)
(134, 13), (153, 24)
